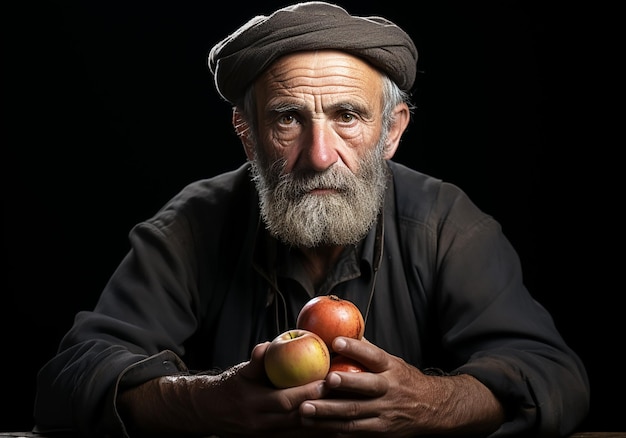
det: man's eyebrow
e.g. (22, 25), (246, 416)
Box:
(267, 102), (304, 113)
(331, 101), (371, 117)
(333, 102), (360, 112)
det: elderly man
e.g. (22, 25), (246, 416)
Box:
(34, 2), (589, 437)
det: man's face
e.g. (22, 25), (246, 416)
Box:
(249, 50), (392, 248)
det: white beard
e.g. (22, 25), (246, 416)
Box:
(249, 136), (388, 248)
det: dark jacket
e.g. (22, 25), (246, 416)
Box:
(34, 160), (590, 437)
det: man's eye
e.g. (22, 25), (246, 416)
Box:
(340, 113), (354, 123)
(279, 114), (296, 124)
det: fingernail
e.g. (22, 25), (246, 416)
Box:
(333, 337), (347, 351)
(301, 402), (316, 417)
(326, 372), (341, 388)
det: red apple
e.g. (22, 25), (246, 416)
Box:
(264, 329), (330, 389)
(296, 294), (365, 351)
(329, 355), (367, 373)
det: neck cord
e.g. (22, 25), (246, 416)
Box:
(364, 208), (384, 326)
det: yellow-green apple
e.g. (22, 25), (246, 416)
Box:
(296, 294), (365, 351)
(264, 329), (331, 389)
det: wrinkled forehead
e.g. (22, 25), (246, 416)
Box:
(254, 51), (385, 112)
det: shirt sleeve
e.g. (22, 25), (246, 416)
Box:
(34, 214), (202, 437)
(34, 169), (253, 437)
(432, 183), (590, 436)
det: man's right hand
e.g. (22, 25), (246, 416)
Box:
(117, 342), (330, 437)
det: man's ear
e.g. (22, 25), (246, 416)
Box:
(383, 102), (411, 159)
(232, 108), (254, 160)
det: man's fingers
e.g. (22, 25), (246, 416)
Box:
(331, 337), (388, 373)
(239, 342), (270, 379)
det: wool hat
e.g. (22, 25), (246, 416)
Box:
(208, 1), (418, 104)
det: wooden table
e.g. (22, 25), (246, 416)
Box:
(569, 434), (625, 438)
(2, 432), (624, 437)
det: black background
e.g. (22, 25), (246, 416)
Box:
(3, 0), (622, 433)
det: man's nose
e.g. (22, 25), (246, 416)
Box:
(303, 122), (339, 171)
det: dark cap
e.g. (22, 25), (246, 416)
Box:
(208, 1), (418, 104)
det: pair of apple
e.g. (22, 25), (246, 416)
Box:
(264, 294), (367, 388)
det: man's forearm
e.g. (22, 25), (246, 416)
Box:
(117, 374), (218, 437)
(430, 373), (506, 435)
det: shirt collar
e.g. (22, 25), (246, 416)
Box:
(252, 213), (381, 295)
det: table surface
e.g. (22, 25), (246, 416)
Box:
(2, 432), (624, 437)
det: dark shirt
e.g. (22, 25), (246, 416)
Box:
(34, 161), (590, 437)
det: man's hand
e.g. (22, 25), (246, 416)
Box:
(297, 337), (506, 437)
(118, 338), (504, 437)
(117, 342), (329, 437)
